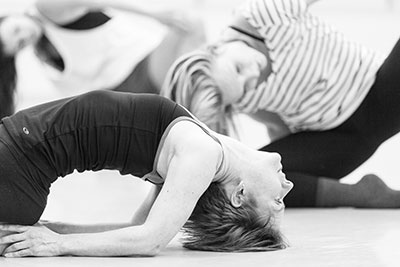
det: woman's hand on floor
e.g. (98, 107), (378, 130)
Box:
(0, 224), (63, 257)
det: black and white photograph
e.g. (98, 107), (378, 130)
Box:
(0, 0), (400, 266)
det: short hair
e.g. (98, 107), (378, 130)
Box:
(161, 49), (231, 135)
(182, 182), (287, 252)
(0, 16), (17, 119)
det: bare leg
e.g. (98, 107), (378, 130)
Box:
(316, 174), (400, 208)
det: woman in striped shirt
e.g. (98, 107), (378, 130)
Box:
(162, 0), (400, 208)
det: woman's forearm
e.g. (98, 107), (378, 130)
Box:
(37, 0), (183, 25)
(0, 221), (171, 257)
(43, 221), (132, 234)
(59, 225), (160, 256)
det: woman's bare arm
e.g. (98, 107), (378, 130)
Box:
(130, 184), (162, 225)
(41, 184), (161, 234)
(36, 0), (194, 31)
(40, 221), (131, 234)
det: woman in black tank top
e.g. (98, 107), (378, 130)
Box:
(0, 91), (293, 257)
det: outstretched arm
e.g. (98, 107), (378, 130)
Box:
(40, 221), (131, 234)
(41, 184), (161, 234)
(36, 0), (195, 31)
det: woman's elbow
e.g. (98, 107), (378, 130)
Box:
(143, 245), (162, 257)
(127, 243), (163, 257)
(124, 234), (167, 257)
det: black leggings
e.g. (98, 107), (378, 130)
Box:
(261, 37), (400, 207)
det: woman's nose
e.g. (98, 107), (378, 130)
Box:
(270, 152), (282, 163)
(243, 63), (261, 89)
(282, 180), (294, 198)
(247, 61), (260, 76)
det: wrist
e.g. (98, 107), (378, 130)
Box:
(57, 234), (74, 256)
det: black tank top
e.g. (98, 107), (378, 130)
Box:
(1, 91), (192, 183)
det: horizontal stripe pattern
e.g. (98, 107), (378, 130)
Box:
(236, 0), (384, 132)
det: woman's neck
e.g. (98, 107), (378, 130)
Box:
(214, 133), (254, 185)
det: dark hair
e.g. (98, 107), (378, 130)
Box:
(0, 16), (17, 119)
(182, 182), (287, 252)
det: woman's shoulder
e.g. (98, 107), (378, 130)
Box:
(167, 119), (222, 157)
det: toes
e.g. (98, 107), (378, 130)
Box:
(359, 174), (386, 187)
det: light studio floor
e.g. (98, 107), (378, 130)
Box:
(0, 209), (399, 267)
(2, 0), (400, 266)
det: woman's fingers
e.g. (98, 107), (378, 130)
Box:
(0, 232), (26, 245)
(3, 240), (30, 254)
(0, 224), (29, 233)
(4, 248), (33, 258)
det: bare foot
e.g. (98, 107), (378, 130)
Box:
(354, 174), (400, 208)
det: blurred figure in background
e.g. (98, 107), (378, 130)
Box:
(162, 0), (400, 208)
(0, 0), (205, 117)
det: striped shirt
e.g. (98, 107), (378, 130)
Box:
(234, 0), (384, 132)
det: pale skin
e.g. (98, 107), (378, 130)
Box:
(0, 120), (293, 257)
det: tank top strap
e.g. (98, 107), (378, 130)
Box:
(141, 116), (225, 185)
(142, 171), (164, 185)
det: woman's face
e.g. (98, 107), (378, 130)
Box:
(211, 41), (267, 105)
(0, 15), (42, 56)
(249, 152), (294, 227)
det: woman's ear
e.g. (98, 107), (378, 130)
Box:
(230, 181), (245, 208)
